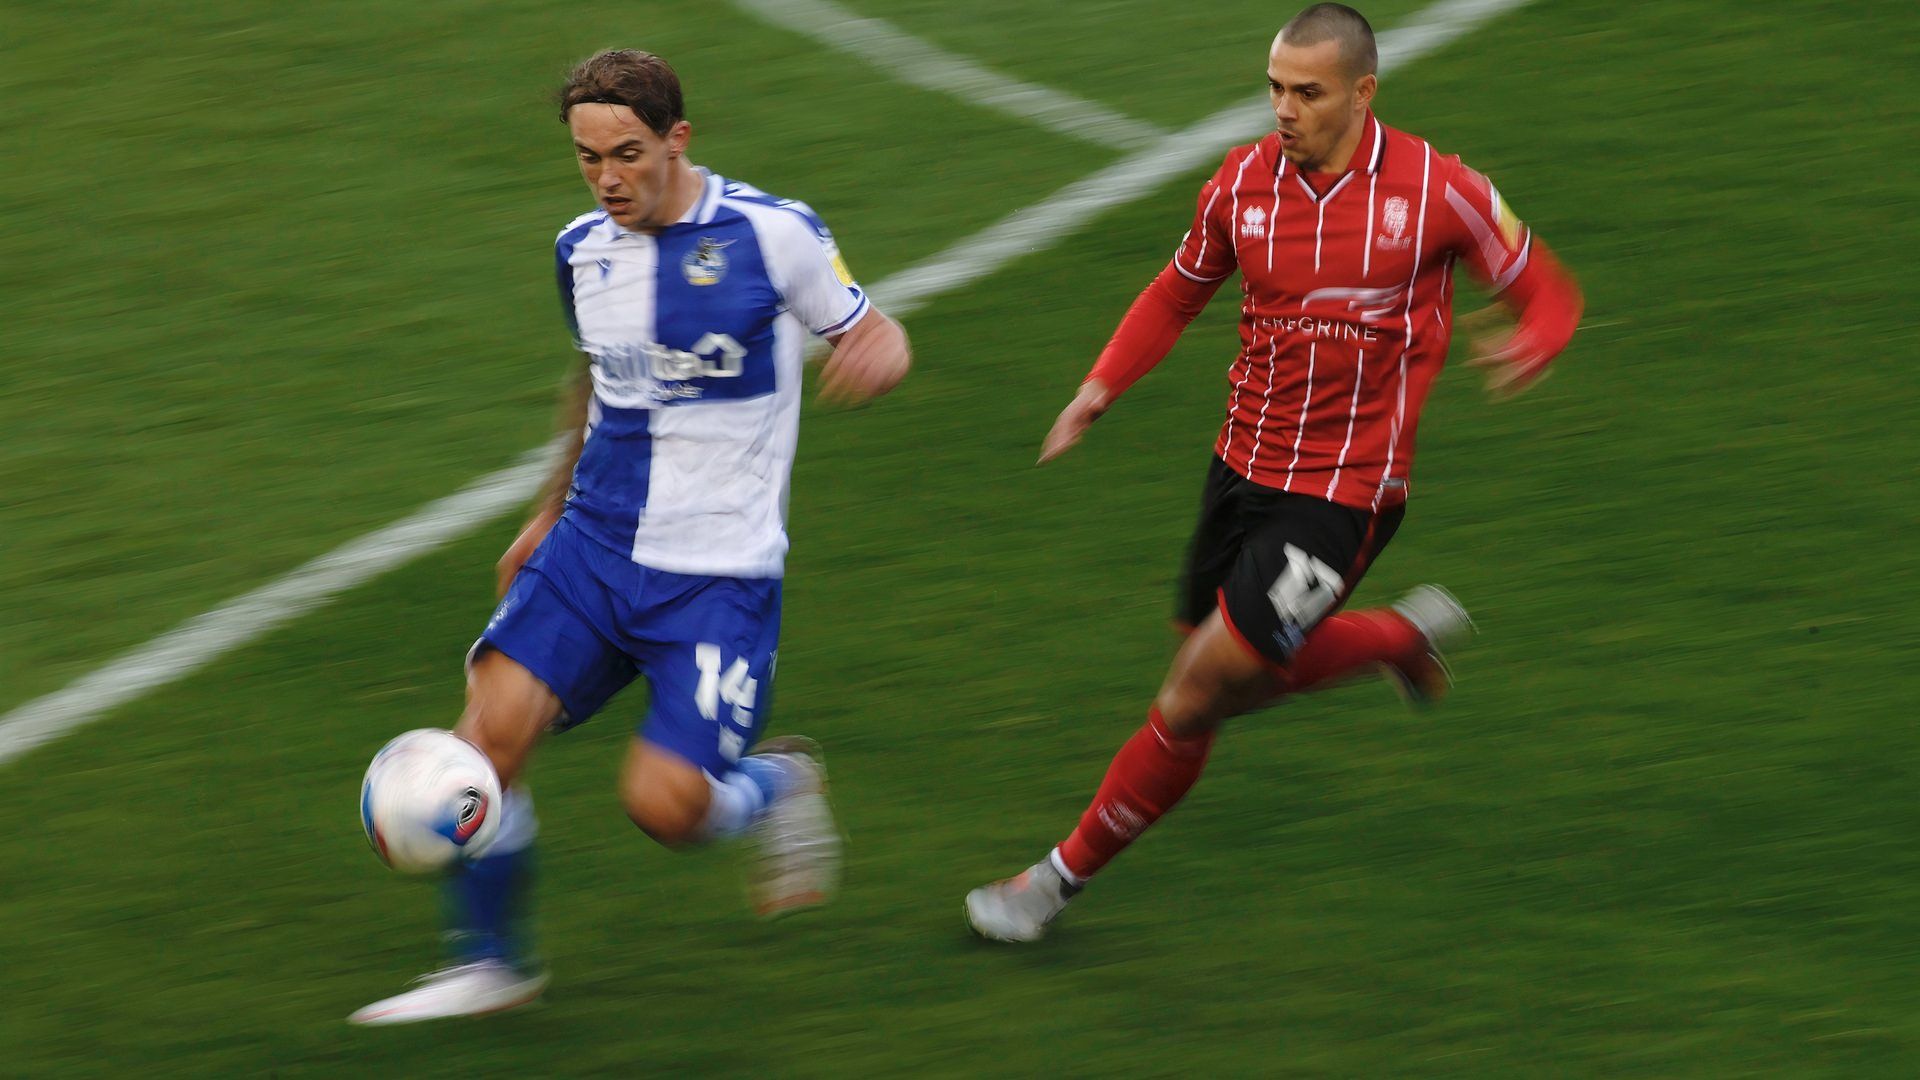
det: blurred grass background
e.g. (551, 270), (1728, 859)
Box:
(1, 0), (1916, 1074)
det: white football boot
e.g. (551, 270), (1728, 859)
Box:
(965, 856), (1081, 943)
(347, 960), (547, 1026)
(1383, 584), (1475, 708)
(747, 736), (842, 918)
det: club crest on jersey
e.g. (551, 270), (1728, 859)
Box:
(682, 237), (734, 286)
(1240, 205), (1268, 240)
(1377, 196), (1413, 251)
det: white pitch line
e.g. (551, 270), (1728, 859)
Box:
(872, 0), (1543, 312)
(731, 0), (1165, 151)
(0, 0), (1536, 768)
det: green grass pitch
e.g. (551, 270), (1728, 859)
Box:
(1, 0), (1915, 1074)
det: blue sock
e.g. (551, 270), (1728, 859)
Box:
(701, 755), (803, 839)
(737, 753), (803, 806)
(443, 786), (537, 967)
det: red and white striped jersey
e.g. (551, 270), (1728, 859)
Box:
(1171, 113), (1537, 509)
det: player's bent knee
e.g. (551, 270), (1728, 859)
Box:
(1154, 617), (1286, 736)
(1153, 683), (1221, 739)
(620, 785), (707, 848)
(455, 650), (561, 786)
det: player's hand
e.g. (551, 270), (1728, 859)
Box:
(1462, 306), (1553, 400)
(1038, 379), (1112, 464)
(818, 311), (910, 405)
(496, 505), (560, 598)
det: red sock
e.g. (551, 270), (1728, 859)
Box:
(1055, 709), (1215, 882)
(1282, 609), (1424, 693)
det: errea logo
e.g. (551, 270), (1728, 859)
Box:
(1240, 205), (1268, 240)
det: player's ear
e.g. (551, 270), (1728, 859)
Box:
(1353, 73), (1377, 110)
(665, 119), (692, 158)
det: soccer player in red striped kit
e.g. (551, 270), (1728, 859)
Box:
(966, 3), (1583, 942)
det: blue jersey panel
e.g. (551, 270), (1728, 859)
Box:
(555, 215), (601, 343)
(568, 404), (653, 548)
(648, 217), (780, 406)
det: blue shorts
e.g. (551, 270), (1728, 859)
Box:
(473, 514), (781, 777)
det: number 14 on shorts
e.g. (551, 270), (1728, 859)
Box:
(694, 643), (759, 762)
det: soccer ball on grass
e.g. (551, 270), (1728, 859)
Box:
(359, 729), (503, 874)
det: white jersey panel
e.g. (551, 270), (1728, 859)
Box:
(552, 170), (868, 579)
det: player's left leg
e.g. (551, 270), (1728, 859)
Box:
(618, 734), (836, 914)
(616, 570), (841, 914)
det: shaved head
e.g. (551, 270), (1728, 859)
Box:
(1278, 3), (1377, 81)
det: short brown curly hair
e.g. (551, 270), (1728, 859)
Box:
(557, 49), (685, 134)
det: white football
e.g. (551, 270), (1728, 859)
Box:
(359, 729), (503, 874)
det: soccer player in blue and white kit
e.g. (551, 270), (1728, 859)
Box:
(350, 49), (911, 1025)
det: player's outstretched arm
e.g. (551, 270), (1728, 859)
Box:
(1039, 379), (1112, 464)
(1039, 263), (1221, 464)
(497, 360), (591, 596)
(1464, 234), (1583, 399)
(1436, 161), (1584, 399)
(818, 308), (910, 405)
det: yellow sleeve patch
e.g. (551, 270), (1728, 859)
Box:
(831, 251), (855, 287)
(1490, 186), (1525, 251)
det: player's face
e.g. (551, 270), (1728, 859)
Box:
(568, 103), (691, 230)
(1266, 37), (1375, 172)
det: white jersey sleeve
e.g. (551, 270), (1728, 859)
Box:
(756, 201), (871, 338)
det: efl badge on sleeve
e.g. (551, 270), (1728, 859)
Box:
(1490, 187), (1525, 250)
(830, 249), (856, 287)
(683, 237), (733, 286)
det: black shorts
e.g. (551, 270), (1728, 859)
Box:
(1177, 456), (1404, 667)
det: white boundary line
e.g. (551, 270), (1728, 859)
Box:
(731, 0), (1166, 151)
(0, 0), (1536, 767)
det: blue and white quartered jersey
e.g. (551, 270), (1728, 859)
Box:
(554, 168), (870, 579)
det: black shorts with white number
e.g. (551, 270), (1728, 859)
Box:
(1177, 456), (1404, 666)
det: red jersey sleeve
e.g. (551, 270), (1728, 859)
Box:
(1171, 171), (1237, 283)
(1440, 158), (1584, 376)
(1440, 160), (1533, 291)
(1083, 164), (1240, 398)
(1085, 263), (1223, 397)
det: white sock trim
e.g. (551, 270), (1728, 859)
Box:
(700, 770), (769, 841)
(1048, 847), (1085, 888)
(490, 785), (539, 854)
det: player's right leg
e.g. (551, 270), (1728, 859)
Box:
(967, 473), (1460, 943)
(349, 651), (559, 1025)
(351, 517), (635, 1025)
(964, 612), (1266, 942)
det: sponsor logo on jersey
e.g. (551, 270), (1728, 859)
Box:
(682, 237), (733, 286)
(1301, 283), (1408, 324)
(1247, 284), (1408, 343)
(1240, 204), (1268, 240)
(590, 333), (749, 402)
(1377, 195), (1413, 251)
(596, 257), (613, 280)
